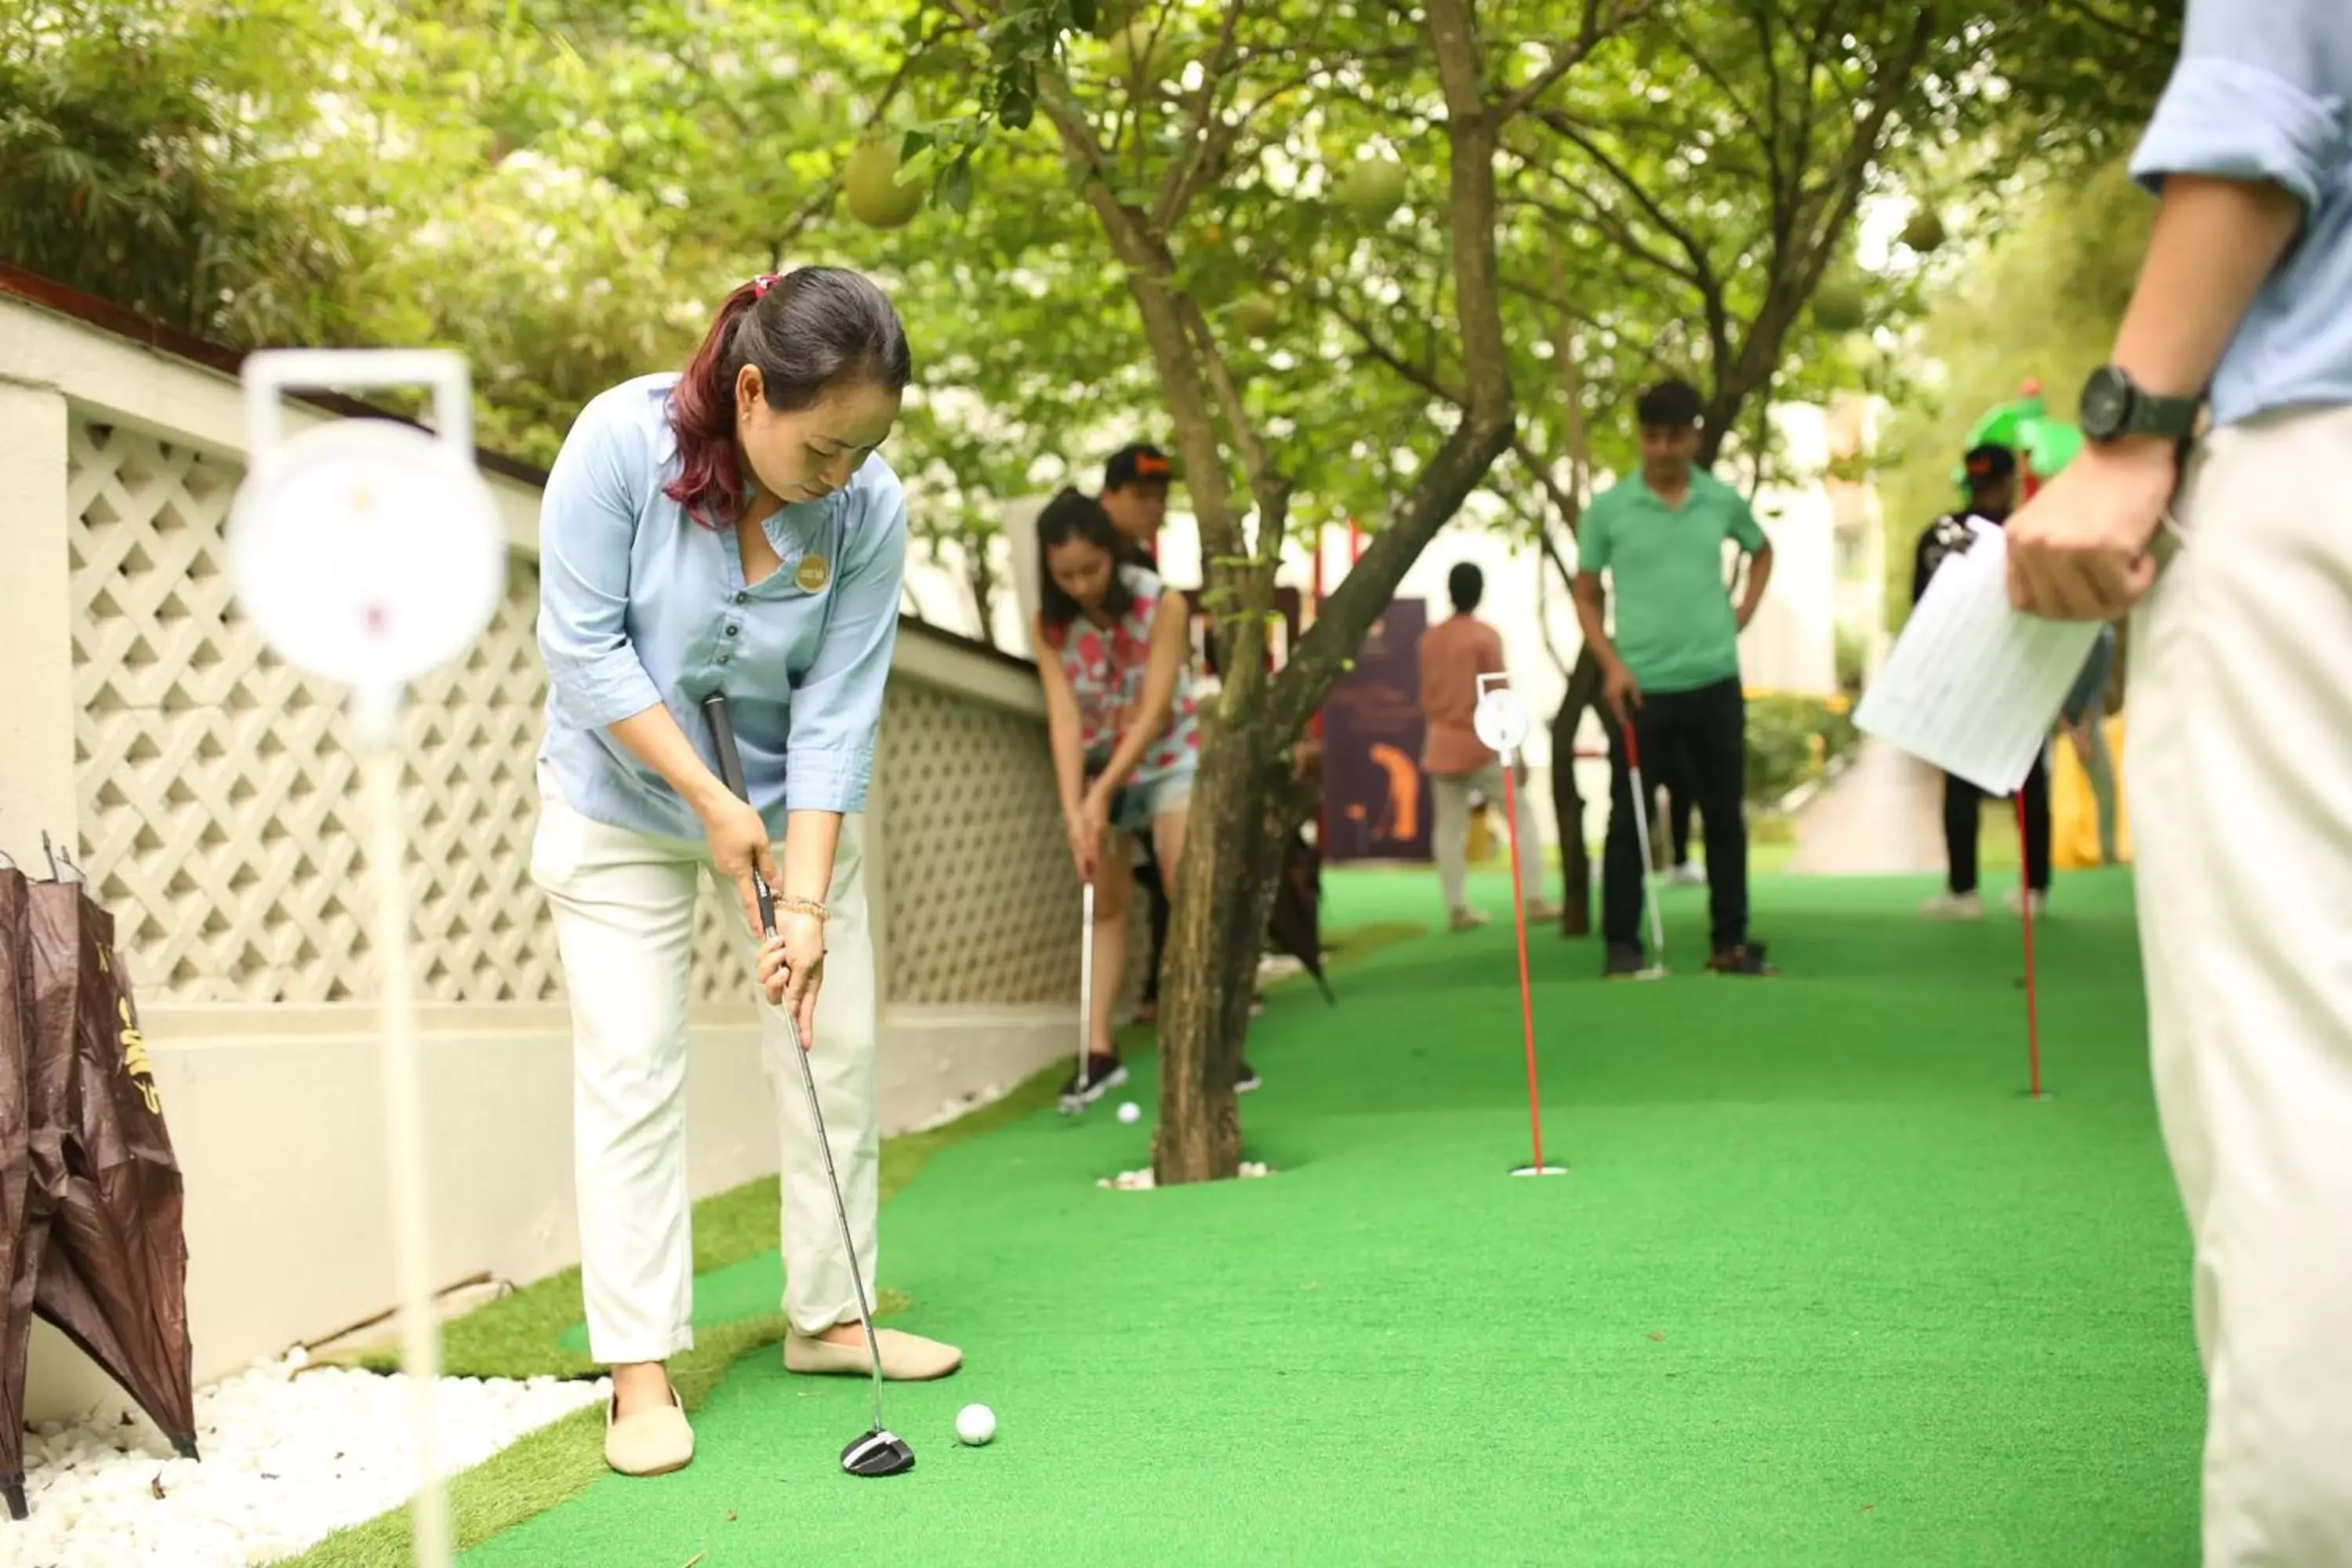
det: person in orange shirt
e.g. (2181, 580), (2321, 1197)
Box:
(1420, 563), (1557, 931)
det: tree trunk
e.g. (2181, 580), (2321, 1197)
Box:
(1036, 0), (1519, 1185)
(967, 546), (999, 650)
(1151, 718), (1305, 1183)
(1550, 648), (1603, 938)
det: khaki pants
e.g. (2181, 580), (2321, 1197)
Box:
(530, 768), (879, 1363)
(1431, 761), (1542, 912)
(2131, 405), (2352, 1565)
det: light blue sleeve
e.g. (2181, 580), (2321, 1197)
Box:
(1576, 488), (1614, 573)
(784, 461), (909, 814)
(537, 391), (664, 732)
(2130, 0), (2351, 211)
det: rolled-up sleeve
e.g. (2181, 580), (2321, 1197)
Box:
(1723, 489), (1768, 553)
(2129, 0), (2350, 212)
(1577, 495), (1614, 573)
(785, 464), (909, 814)
(537, 393), (663, 731)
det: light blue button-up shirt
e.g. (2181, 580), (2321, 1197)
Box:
(535, 372), (907, 841)
(2131, 0), (2352, 428)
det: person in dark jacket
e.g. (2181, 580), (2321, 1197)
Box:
(1912, 442), (2051, 919)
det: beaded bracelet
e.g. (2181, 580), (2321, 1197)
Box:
(775, 895), (828, 921)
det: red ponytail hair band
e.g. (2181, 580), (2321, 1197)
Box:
(752, 271), (784, 299)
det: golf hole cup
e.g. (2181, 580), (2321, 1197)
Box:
(1472, 679), (1531, 764)
(227, 351), (506, 739)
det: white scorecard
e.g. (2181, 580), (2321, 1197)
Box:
(1853, 519), (2099, 796)
(1473, 674), (1530, 760)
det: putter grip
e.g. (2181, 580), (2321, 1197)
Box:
(700, 693), (776, 936)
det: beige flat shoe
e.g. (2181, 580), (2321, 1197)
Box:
(784, 1327), (963, 1381)
(604, 1381), (693, 1477)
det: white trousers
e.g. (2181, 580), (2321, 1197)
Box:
(2131, 405), (2352, 1566)
(529, 768), (879, 1363)
(1431, 762), (1543, 911)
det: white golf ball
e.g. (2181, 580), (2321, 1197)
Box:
(1117, 1100), (1142, 1124)
(956, 1403), (996, 1446)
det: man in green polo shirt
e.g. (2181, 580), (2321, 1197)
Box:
(1573, 378), (1776, 977)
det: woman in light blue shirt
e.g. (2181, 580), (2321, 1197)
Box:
(529, 268), (960, 1479)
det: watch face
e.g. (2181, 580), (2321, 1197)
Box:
(2080, 368), (2131, 440)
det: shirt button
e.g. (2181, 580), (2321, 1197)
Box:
(733, 591), (747, 604)
(725, 624), (740, 637)
(716, 652), (731, 666)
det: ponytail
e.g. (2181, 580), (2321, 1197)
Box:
(662, 279), (764, 530)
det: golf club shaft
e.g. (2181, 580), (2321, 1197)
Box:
(782, 1010), (887, 1436)
(1624, 723), (1668, 956)
(1077, 878), (1094, 1101)
(701, 695), (887, 1436)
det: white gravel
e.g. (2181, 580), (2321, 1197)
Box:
(1097, 1160), (1272, 1190)
(12, 1348), (606, 1567)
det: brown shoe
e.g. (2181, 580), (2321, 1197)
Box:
(783, 1327), (963, 1381)
(1448, 907), (1490, 933)
(604, 1381), (693, 1477)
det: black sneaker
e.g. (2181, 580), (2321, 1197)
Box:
(1058, 1052), (1127, 1112)
(1707, 942), (1776, 977)
(1603, 942), (1647, 979)
(1236, 1060), (1262, 1094)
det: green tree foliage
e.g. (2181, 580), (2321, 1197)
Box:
(0, 0), (367, 343)
(1873, 160), (2154, 626)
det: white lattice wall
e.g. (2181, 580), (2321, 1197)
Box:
(70, 417), (832, 1011)
(876, 681), (1154, 1009)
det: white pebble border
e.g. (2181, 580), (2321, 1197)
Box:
(1097, 1161), (1272, 1190)
(12, 1348), (606, 1568)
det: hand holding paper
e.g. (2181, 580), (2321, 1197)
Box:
(1855, 520), (2101, 796)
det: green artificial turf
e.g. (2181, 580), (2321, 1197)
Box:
(295, 872), (2205, 1566)
(274, 917), (1419, 1567)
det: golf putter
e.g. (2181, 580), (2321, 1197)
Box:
(702, 694), (912, 1479)
(1621, 720), (1671, 979)
(1063, 877), (1096, 1115)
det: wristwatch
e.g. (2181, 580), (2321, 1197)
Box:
(2078, 365), (2202, 445)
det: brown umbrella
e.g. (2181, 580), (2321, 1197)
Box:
(0, 866), (42, 1519)
(22, 873), (198, 1468)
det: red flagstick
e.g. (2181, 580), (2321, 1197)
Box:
(2016, 790), (2045, 1098)
(1502, 764), (1551, 1168)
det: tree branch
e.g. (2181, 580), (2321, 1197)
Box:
(1266, 0), (1517, 742)
(1665, 12), (1781, 201)
(1327, 297), (1467, 405)
(1494, 0), (1656, 122)
(1525, 110), (1736, 379)
(1151, 0), (1254, 230)
(1505, 188), (1700, 288)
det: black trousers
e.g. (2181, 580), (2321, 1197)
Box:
(1605, 678), (1748, 951)
(1944, 753), (2051, 895)
(1661, 746), (1696, 866)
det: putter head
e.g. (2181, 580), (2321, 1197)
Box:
(843, 1428), (915, 1476)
